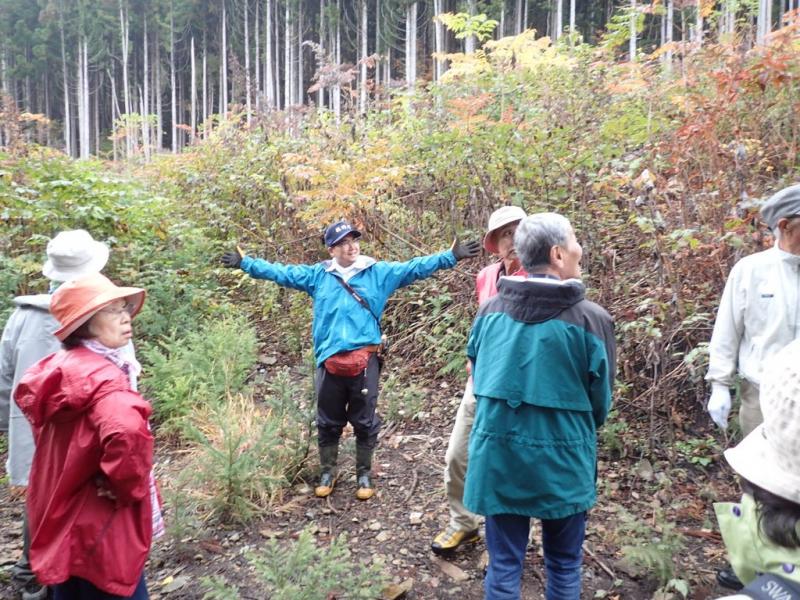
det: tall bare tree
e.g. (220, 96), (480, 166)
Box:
(170, 4), (177, 152)
(244, 0), (252, 124)
(359, 0), (367, 114)
(143, 15), (151, 160)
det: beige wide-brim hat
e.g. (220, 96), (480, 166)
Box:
(42, 229), (110, 282)
(724, 339), (800, 504)
(50, 273), (146, 341)
(483, 206), (527, 254)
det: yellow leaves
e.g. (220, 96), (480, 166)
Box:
(485, 31), (573, 72)
(649, 41), (681, 60)
(606, 63), (649, 95)
(280, 141), (412, 227)
(19, 112), (51, 125)
(438, 50), (492, 83)
(668, 93), (696, 114)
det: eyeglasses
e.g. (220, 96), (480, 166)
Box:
(98, 302), (136, 317)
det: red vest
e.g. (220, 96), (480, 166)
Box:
(475, 261), (526, 304)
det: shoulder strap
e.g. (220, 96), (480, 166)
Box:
(332, 274), (382, 332)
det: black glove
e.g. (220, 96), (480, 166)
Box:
(452, 239), (481, 261)
(221, 250), (243, 269)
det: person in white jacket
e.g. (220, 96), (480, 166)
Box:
(706, 183), (800, 592)
(1, 230), (110, 600)
(706, 183), (800, 436)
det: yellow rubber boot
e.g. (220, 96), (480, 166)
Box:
(314, 444), (338, 498)
(355, 445), (375, 501)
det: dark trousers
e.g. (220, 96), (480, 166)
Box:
(316, 353), (381, 448)
(11, 512), (36, 586)
(485, 512), (586, 600)
(53, 574), (148, 600)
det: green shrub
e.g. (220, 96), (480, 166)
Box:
(140, 315), (258, 429)
(181, 370), (314, 523)
(616, 506), (685, 587)
(201, 527), (388, 600)
(184, 394), (299, 522)
(599, 410), (631, 457)
(381, 372), (426, 422)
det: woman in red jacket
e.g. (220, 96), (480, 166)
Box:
(14, 273), (158, 600)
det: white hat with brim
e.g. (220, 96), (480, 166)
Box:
(483, 206), (527, 254)
(725, 425), (800, 505)
(51, 273), (146, 341)
(724, 339), (800, 505)
(42, 229), (110, 282)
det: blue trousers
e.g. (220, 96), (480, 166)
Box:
(485, 512), (586, 600)
(53, 574), (148, 600)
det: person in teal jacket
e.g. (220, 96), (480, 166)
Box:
(463, 212), (615, 600)
(222, 220), (479, 500)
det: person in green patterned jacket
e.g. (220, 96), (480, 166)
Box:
(463, 212), (616, 600)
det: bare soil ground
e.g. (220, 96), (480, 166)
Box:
(0, 362), (741, 600)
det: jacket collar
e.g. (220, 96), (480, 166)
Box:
(771, 243), (800, 266)
(12, 294), (52, 310)
(323, 255), (377, 274)
(495, 277), (585, 324)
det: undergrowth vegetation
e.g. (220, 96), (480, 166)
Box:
(3, 24), (800, 595)
(201, 528), (388, 600)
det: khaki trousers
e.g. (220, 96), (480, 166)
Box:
(443, 377), (480, 532)
(739, 379), (763, 437)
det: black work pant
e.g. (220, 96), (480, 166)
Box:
(316, 353), (381, 449)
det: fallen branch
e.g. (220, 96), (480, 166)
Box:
(583, 543), (616, 579)
(678, 528), (721, 541)
(326, 494), (338, 514)
(403, 469), (419, 504)
(379, 420), (399, 440)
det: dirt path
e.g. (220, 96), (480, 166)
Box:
(1, 367), (740, 599)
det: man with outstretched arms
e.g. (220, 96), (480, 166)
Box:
(222, 221), (479, 501)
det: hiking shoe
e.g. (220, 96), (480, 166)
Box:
(21, 583), (49, 600)
(716, 567), (744, 591)
(355, 473), (375, 500)
(314, 471), (336, 498)
(431, 526), (480, 555)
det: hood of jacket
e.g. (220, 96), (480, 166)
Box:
(494, 276), (586, 323)
(13, 294), (52, 311)
(14, 346), (134, 428)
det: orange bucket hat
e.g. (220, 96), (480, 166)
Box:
(50, 273), (146, 341)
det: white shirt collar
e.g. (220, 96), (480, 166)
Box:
(326, 255), (376, 281)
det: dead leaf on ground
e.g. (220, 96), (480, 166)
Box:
(199, 540), (224, 554)
(431, 556), (470, 582)
(162, 575), (189, 593)
(382, 578), (413, 599)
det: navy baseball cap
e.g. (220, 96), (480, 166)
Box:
(324, 220), (362, 247)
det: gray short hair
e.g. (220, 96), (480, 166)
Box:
(514, 213), (573, 272)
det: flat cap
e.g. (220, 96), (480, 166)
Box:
(760, 183), (800, 229)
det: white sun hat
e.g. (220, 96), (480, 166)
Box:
(724, 339), (800, 504)
(42, 230), (110, 282)
(483, 206), (527, 254)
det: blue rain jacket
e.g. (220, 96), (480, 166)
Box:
(240, 250), (457, 365)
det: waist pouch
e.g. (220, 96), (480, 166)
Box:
(324, 347), (376, 377)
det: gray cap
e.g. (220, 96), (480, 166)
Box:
(759, 183), (800, 229)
